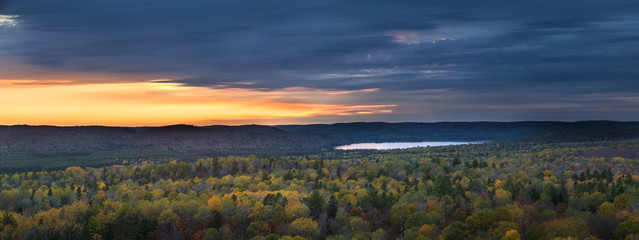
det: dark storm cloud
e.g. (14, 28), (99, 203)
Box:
(1, 0), (638, 120)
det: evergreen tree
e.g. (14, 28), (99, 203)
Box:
(327, 195), (338, 219)
(134, 218), (155, 240)
(306, 190), (324, 217)
(212, 210), (224, 229)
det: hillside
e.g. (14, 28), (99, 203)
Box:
(0, 124), (330, 152)
(275, 121), (639, 144)
(2, 121), (639, 171)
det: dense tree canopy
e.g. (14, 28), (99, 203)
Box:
(1, 139), (639, 239)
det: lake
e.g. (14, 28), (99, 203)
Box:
(335, 141), (484, 150)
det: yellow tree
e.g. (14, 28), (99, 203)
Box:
(502, 229), (520, 240)
(349, 216), (371, 233)
(208, 195), (222, 213)
(285, 201), (310, 221)
(494, 189), (512, 206)
(289, 217), (320, 239)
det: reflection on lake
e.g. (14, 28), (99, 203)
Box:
(335, 141), (484, 150)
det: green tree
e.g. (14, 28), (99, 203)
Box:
(212, 210), (224, 228)
(543, 217), (589, 239)
(272, 205), (287, 227)
(522, 227), (543, 240)
(306, 190), (324, 217)
(444, 227), (464, 240)
(327, 195), (338, 219)
(331, 210), (347, 236)
(204, 228), (223, 240)
(614, 220), (639, 240)
(247, 221), (270, 237)
(391, 203), (414, 234)
(434, 176), (453, 196)
(135, 217), (155, 240)
(112, 202), (139, 238)
(406, 211), (434, 229)
(587, 192), (607, 212)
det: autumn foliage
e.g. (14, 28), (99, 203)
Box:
(1, 139), (639, 239)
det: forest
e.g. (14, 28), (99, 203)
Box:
(2, 139), (639, 240)
(3, 121), (639, 172)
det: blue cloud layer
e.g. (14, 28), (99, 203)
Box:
(1, 0), (639, 121)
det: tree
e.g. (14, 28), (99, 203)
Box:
(112, 202), (139, 238)
(349, 216), (371, 233)
(493, 221), (518, 240)
(221, 195), (236, 219)
(204, 228), (223, 240)
(306, 190), (324, 217)
(522, 227), (543, 240)
(208, 195), (223, 212)
(372, 228), (387, 240)
(597, 202), (616, 215)
(452, 157), (461, 166)
(272, 205), (287, 227)
(434, 176), (453, 196)
(391, 203), (414, 234)
(290, 217), (320, 239)
(247, 221), (270, 237)
(212, 210), (224, 228)
(543, 217), (589, 239)
(426, 200), (444, 222)
(494, 189), (512, 206)
(249, 202), (270, 221)
(285, 201), (310, 221)
(543, 184), (565, 205)
(159, 208), (179, 235)
(327, 195), (338, 219)
(587, 192), (607, 212)
(521, 186), (536, 201)
(502, 229), (521, 240)
(331, 210), (347, 236)
(614, 220), (639, 239)
(406, 211), (434, 229)
(135, 217), (155, 240)
(358, 187), (386, 211)
(1, 211), (18, 229)
(444, 227), (464, 240)
(418, 224), (435, 238)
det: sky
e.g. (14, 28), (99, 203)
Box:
(1, 0), (638, 126)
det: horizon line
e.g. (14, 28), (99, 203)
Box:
(2, 120), (637, 128)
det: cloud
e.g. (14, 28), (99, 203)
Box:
(0, 79), (395, 126)
(0, 15), (18, 27)
(1, 0), (638, 122)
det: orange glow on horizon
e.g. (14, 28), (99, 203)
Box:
(0, 79), (395, 126)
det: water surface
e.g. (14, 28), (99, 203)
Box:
(335, 141), (484, 150)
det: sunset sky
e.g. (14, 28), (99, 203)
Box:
(1, 0), (638, 126)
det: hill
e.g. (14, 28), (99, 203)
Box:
(2, 121), (639, 171)
(274, 121), (639, 144)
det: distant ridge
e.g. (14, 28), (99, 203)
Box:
(1, 121), (638, 153)
(2, 121), (639, 172)
(274, 121), (639, 144)
(0, 124), (328, 152)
